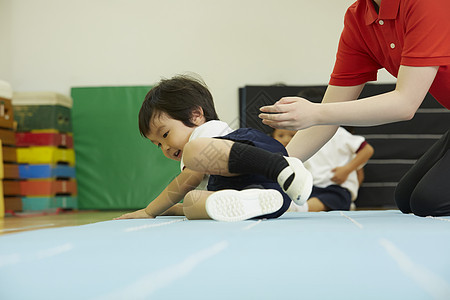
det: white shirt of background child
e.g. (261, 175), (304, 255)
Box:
(304, 127), (366, 201)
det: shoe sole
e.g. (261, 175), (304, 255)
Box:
(205, 189), (283, 222)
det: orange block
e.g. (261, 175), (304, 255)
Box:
(20, 179), (77, 196)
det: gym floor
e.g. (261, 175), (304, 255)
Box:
(0, 211), (130, 236)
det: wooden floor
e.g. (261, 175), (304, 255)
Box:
(0, 210), (132, 235)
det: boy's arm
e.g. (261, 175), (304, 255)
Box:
(331, 143), (374, 185)
(159, 203), (185, 216)
(356, 169), (365, 186)
(114, 168), (204, 219)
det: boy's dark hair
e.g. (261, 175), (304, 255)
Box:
(138, 75), (219, 137)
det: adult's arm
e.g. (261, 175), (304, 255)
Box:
(260, 65), (438, 160)
(279, 84), (365, 160)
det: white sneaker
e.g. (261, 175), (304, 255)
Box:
(205, 189), (283, 222)
(288, 201), (309, 212)
(277, 156), (313, 206)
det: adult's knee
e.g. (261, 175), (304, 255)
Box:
(409, 189), (435, 217)
(409, 180), (450, 217)
(394, 181), (413, 214)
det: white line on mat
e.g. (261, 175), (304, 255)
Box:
(339, 212), (363, 229)
(0, 253), (21, 268)
(37, 243), (74, 260)
(242, 219), (264, 231)
(426, 216), (450, 222)
(0, 223), (55, 233)
(123, 218), (187, 232)
(0, 243), (74, 268)
(95, 240), (228, 300)
(380, 238), (450, 300)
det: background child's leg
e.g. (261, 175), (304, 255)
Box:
(307, 197), (328, 212)
(183, 190), (214, 220)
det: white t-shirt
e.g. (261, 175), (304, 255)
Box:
(180, 120), (234, 189)
(304, 127), (366, 201)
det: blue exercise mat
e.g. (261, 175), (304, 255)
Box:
(1, 211), (449, 300)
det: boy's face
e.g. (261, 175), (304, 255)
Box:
(146, 112), (198, 161)
(272, 128), (296, 147)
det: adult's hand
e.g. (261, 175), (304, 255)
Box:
(259, 97), (319, 131)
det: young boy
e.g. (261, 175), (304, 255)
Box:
(115, 75), (312, 222)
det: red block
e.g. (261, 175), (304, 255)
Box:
(15, 132), (73, 148)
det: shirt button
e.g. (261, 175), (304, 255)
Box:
(390, 43), (396, 49)
(378, 20), (384, 25)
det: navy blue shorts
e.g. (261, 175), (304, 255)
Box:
(310, 185), (351, 211)
(207, 128), (290, 219)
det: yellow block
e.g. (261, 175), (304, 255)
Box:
(30, 129), (73, 137)
(17, 146), (75, 165)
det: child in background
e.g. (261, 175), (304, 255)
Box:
(115, 75), (312, 222)
(273, 126), (373, 212)
(272, 88), (374, 212)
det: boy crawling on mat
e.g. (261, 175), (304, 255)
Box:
(115, 75), (312, 222)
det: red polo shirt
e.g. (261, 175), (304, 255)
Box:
(330, 0), (450, 109)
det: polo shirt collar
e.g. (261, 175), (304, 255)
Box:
(364, 0), (401, 25)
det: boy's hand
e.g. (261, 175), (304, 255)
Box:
(114, 209), (155, 220)
(331, 166), (351, 185)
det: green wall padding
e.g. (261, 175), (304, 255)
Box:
(71, 86), (180, 210)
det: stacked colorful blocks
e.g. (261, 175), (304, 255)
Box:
(0, 80), (21, 216)
(13, 92), (77, 212)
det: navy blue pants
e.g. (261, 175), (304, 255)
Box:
(207, 128), (290, 219)
(310, 185), (351, 211)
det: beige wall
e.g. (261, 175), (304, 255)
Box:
(0, 0), (394, 126)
